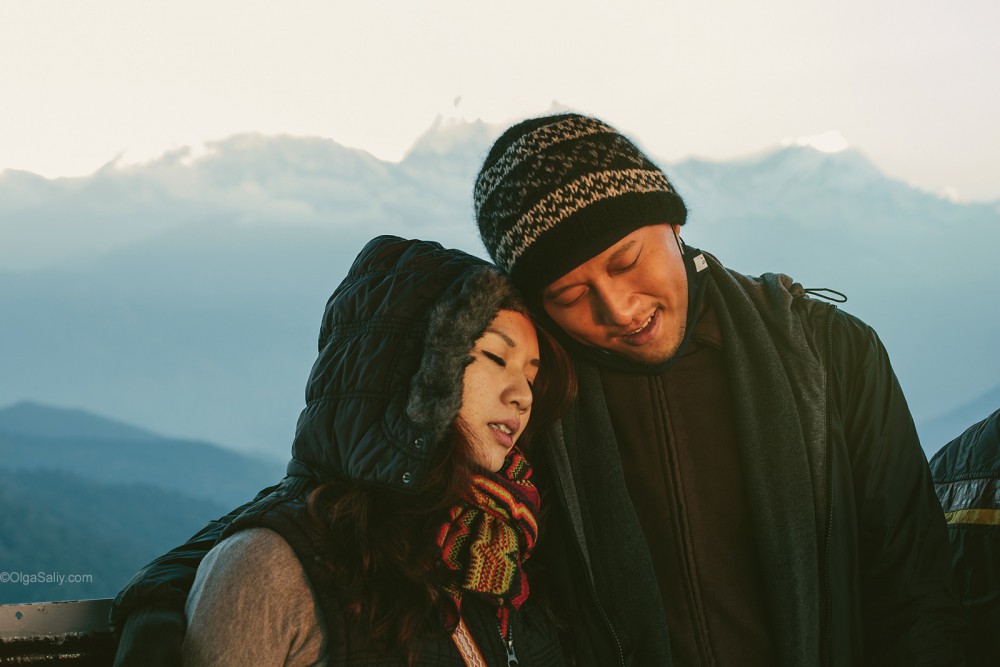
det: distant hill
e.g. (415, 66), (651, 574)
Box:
(0, 400), (160, 441)
(0, 404), (287, 605)
(0, 402), (285, 508)
(0, 468), (226, 604)
(1, 120), (997, 458)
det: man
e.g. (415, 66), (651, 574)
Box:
(930, 409), (1000, 665)
(111, 114), (964, 666)
(471, 114), (964, 666)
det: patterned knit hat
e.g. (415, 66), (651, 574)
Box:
(474, 113), (687, 295)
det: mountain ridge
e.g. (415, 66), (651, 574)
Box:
(6, 125), (991, 274)
(1, 121), (998, 457)
(0, 401), (285, 508)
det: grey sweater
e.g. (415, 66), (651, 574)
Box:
(183, 528), (329, 666)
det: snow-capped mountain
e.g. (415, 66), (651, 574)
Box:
(1, 119), (997, 456)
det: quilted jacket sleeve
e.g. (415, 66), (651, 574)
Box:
(929, 409), (1000, 667)
(833, 311), (966, 666)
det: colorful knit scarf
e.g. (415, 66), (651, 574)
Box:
(436, 447), (540, 636)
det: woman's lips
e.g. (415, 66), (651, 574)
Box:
(488, 420), (518, 448)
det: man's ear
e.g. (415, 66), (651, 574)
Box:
(670, 224), (685, 255)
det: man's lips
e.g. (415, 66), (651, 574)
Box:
(624, 310), (656, 336)
(618, 309), (659, 346)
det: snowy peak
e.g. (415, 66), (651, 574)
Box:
(674, 142), (883, 189)
(665, 141), (973, 235)
(403, 116), (498, 160)
(784, 130), (851, 154)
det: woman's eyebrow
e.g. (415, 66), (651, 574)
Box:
(484, 327), (540, 366)
(485, 327), (516, 348)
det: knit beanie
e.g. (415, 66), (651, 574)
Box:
(474, 113), (687, 295)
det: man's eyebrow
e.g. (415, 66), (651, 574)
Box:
(543, 239), (639, 300)
(607, 239), (639, 263)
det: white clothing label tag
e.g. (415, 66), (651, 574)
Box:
(694, 254), (708, 272)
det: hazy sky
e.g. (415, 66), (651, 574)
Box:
(3, 0), (999, 200)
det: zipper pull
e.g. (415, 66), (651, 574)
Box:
(501, 622), (519, 666)
(504, 636), (519, 666)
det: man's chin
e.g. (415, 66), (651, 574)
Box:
(616, 346), (679, 366)
(613, 329), (686, 366)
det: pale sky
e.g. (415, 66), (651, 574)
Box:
(3, 0), (999, 200)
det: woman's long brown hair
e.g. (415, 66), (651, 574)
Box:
(306, 312), (576, 665)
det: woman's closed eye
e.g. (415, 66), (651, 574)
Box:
(483, 350), (534, 390)
(483, 350), (506, 367)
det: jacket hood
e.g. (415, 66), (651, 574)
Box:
(285, 235), (521, 492)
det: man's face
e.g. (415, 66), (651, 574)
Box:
(541, 224), (688, 365)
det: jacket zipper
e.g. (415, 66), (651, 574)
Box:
(593, 587), (626, 667)
(571, 533), (626, 667)
(544, 406), (628, 667)
(821, 307), (835, 667)
(499, 621), (519, 666)
(546, 445), (627, 667)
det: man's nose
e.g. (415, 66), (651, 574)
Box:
(592, 288), (634, 328)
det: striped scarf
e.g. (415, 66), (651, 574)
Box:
(436, 448), (540, 636)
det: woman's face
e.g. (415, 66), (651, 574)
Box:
(459, 309), (540, 472)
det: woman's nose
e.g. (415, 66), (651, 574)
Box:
(507, 374), (533, 413)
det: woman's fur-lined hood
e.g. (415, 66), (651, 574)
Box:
(285, 235), (521, 492)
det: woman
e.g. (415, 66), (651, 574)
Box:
(181, 236), (575, 666)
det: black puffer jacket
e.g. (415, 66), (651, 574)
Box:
(930, 408), (1000, 666)
(535, 250), (965, 666)
(111, 236), (565, 666)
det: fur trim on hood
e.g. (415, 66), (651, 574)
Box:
(285, 236), (523, 492)
(406, 265), (523, 446)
